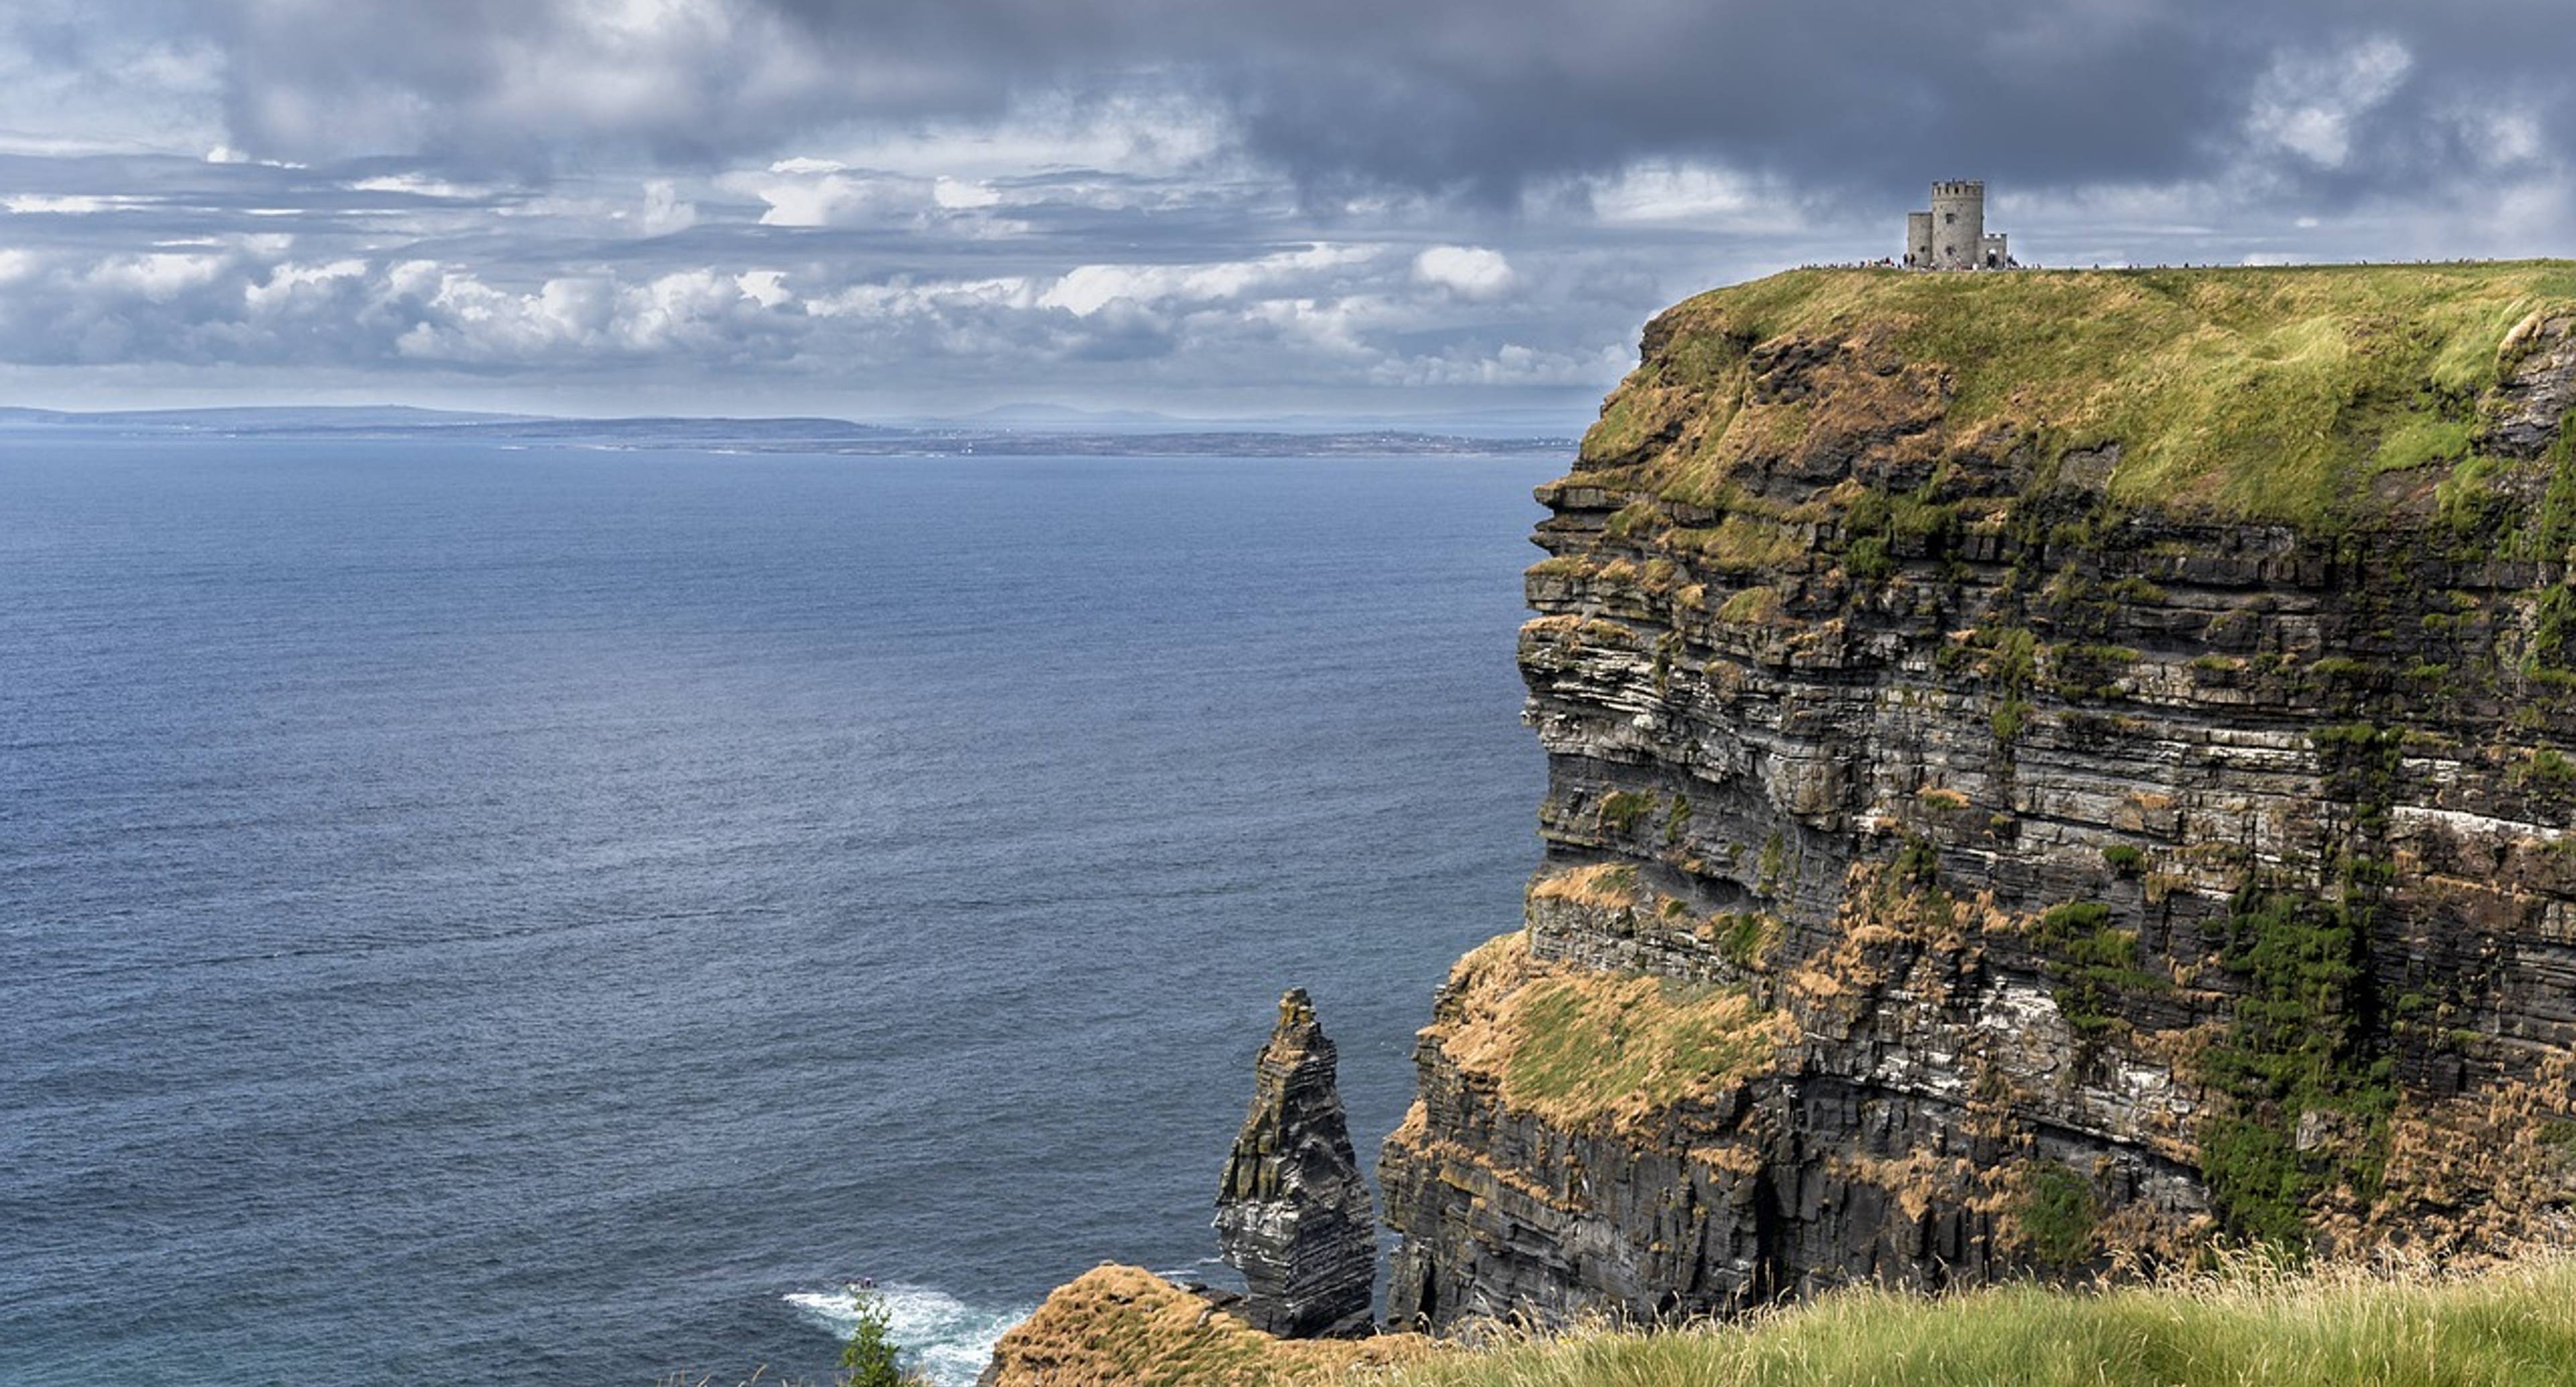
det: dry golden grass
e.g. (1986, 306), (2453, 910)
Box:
(1381, 1254), (2576, 1387)
(1431, 932), (1789, 1131)
(1585, 262), (2576, 526)
(981, 1265), (1434, 1387)
(1526, 863), (1640, 910)
(981, 1256), (2576, 1387)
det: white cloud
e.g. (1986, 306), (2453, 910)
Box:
(85, 252), (227, 302)
(1412, 245), (1515, 299)
(0, 212), (1652, 404)
(4, 195), (126, 215)
(388, 264), (800, 364)
(220, 233), (298, 258)
(719, 162), (1046, 231)
(639, 178), (697, 235)
(2436, 104), (2548, 170)
(782, 89), (1236, 184)
(805, 276), (1040, 320)
(1371, 341), (1631, 388)
(1038, 245), (1380, 317)
(202, 145), (306, 170)
(350, 173), (494, 200)
(384, 259), (445, 300)
(721, 166), (930, 227)
(2245, 37), (2413, 168)
(933, 177), (1002, 210)
(243, 258), (369, 313)
(1584, 162), (1757, 223)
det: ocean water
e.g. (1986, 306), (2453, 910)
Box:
(0, 439), (1556, 1386)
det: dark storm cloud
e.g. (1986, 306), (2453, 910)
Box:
(0, 1), (2570, 410)
(164, 0), (2576, 205)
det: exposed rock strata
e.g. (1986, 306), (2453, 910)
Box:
(1381, 269), (2576, 1332)
(1216, 989), (1377, 1339)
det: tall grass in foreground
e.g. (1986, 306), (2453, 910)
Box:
(1380, 1258), (2576, 1387)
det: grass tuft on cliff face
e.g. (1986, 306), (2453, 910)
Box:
(1434, 932), (1789, 1130)
(1585, 262), (2576, 526)
(1379, 1256), (2576, 1387)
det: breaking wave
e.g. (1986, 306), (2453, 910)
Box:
(785, 1282), (1035, 1387)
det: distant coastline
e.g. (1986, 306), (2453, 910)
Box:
(0, 405), (1576, 459)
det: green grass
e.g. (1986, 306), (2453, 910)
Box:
(1498, 970), (1775, 1121)
(2029, 901), (2164, 1040)
(1380, 1258), (2576, 1387)
(1434, 932), (1786, 1130)
(1595, 791), (1655, 835)
(2199, 889), (2392, 1245)
(1713, 586), (1782, 624)
(2016, 1163), (2100, 1268)
(2374, 415), (2476, 473)
(1587, 262), (2576, 528)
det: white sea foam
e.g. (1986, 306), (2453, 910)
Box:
(785, 1283), (1034, 1387)
(1155, 1256), (1239, 1290)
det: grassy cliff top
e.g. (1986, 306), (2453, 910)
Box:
(985, 1258), (2576, 1387)
(1582, 260), (2576, 525)
(1382, 1256), (2576, 1387)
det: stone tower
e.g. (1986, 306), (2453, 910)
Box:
(1929, 180), (1984, 269)
(1902, 180), (2010, 269)
(1213, 989), (1375, 1339)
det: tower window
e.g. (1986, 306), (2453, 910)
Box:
(1943, 213), (1955, 224)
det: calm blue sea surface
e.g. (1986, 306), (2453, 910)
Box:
(0, 438), (1555, 1386)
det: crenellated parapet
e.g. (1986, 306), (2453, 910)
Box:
(1906, 178), (2010, 268)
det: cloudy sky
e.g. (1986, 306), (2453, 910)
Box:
(1, 0), (2570, 421)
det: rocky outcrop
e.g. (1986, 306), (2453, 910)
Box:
(1380, 266), (2576, 1333)
(979, 1265), (1433, 1387)
(1216, 989), (1377, 1339)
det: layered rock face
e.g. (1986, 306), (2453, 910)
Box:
(1216, 989), (1377, 1339)
(1381, 267), (2576, 1331)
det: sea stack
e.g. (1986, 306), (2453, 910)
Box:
(1214, 988), (1376, 1339)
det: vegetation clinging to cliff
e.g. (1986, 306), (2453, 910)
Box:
(1582, 262), (2576, 527)
(1434, 929), (1787, 1131)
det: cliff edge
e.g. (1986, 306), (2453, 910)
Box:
(979, 1266), (1431, 1387)
(1379, 262), (2576, 1329)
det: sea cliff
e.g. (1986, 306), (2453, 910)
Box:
(1379, 262), (2576, 1328)
(993, 264), (2576, 1381)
